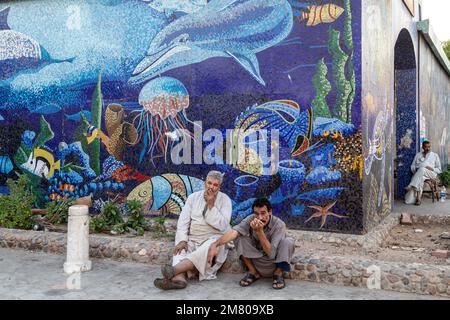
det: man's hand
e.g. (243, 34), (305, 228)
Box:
(426, 166), (434, 171)
(204, 190), (217, 210)
(207, 243), (219, 265)
(173, 241), (188, 255)
(250, 218), (264, 233)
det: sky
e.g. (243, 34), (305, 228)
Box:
(421, 0), (450, 41)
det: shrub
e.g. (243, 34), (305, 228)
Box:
(0, 175), (35, 230)
(44, 198), (74, 225)
(439, 164), (450, 187)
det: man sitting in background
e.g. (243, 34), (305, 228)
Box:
(405, 141), (442, 205)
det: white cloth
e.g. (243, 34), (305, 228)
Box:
(405, 152), (442, 203)
(410, 151), (442, 174)
(173, 190), (232, 281)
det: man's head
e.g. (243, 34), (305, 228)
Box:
(205, 171), (223, 196)
(422, 141), (431, 154)
(252, 198), (273, 227)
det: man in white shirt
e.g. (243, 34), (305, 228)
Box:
(154, 170), (232, 290)
(405, 141), (442, 205)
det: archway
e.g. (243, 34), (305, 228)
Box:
(394, 29), (417, 199)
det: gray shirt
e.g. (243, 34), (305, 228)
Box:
(233, 214), (286, 260)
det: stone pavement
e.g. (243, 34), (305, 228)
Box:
(0, 248), (446, 300)
(394, 199), (450, 216)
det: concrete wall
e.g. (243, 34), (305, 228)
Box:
(0, 0), (364, 233)
(361, 0), (395, 232)
(418, 36), (450, 167)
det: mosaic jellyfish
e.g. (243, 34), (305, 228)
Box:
(131, 77), (195, 164)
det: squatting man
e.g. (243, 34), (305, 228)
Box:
(208, 197), (295, 290)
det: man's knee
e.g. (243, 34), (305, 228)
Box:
(275, 237), (295, 262)
(279, 237), (295, 252)
(234, 235), (252, 251)
(416, 167), (426, 174)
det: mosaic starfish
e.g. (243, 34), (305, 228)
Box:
(305, 201), (347, 229)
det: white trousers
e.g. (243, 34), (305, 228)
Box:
(408, 167), (437, 192)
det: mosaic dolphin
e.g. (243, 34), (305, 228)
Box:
(130, 0), (294, 86)
(0, 0), (167, 109)
(144, 0), (208, 15)
(0, 7), (74, 81)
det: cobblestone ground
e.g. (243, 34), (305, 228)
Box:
(0, 248), (446, 300)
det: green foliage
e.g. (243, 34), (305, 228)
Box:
(90, 200), (149, 236)
(312, 58), (332, 118)
(0, 175), (35, 230)
(125, 200), (149, 236)
(439, 164), (450, 187)
(150, 215), (175, 240)
(90, 200), (124, 233)
(45, 198), (74, 225)
(443, 40), (450, 61)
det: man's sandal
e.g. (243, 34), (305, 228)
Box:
(161, 265), (176, 279)
(154, 278), (187, 290)
(272, 274), (285, 290)
(239, 273), (260, 287)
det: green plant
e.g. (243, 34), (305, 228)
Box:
(443, 40), (450, 61)
(126, 200), (149, 236)
(0, 175), (35, 230)
(44, 198), (74, 225)
(90, 200), (124, 234)
(439, 164), (450, 187)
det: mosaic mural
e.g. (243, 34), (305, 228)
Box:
(0, 0), (362, 233)
(395, 69), (417, 199)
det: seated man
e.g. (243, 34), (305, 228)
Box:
(208, 198), (295, 290)
(405, 140), (442, 205)
(154, 170), (232, 290)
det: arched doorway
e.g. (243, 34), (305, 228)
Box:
(394, 29), (417, 199)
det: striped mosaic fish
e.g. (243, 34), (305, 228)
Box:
(296, 3), (344, 26)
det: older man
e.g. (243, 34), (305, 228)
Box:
(405, 141), (442, 205)
(208, 198), (295, 290)
(154, 171), (232, 290)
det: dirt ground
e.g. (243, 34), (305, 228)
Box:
(295, 223), (450, 266)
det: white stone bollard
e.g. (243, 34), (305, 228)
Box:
(64, 205), (92, 274)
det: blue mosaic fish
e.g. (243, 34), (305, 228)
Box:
(0, 155), (13, 174)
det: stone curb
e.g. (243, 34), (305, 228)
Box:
(290, 254), (450, 298)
